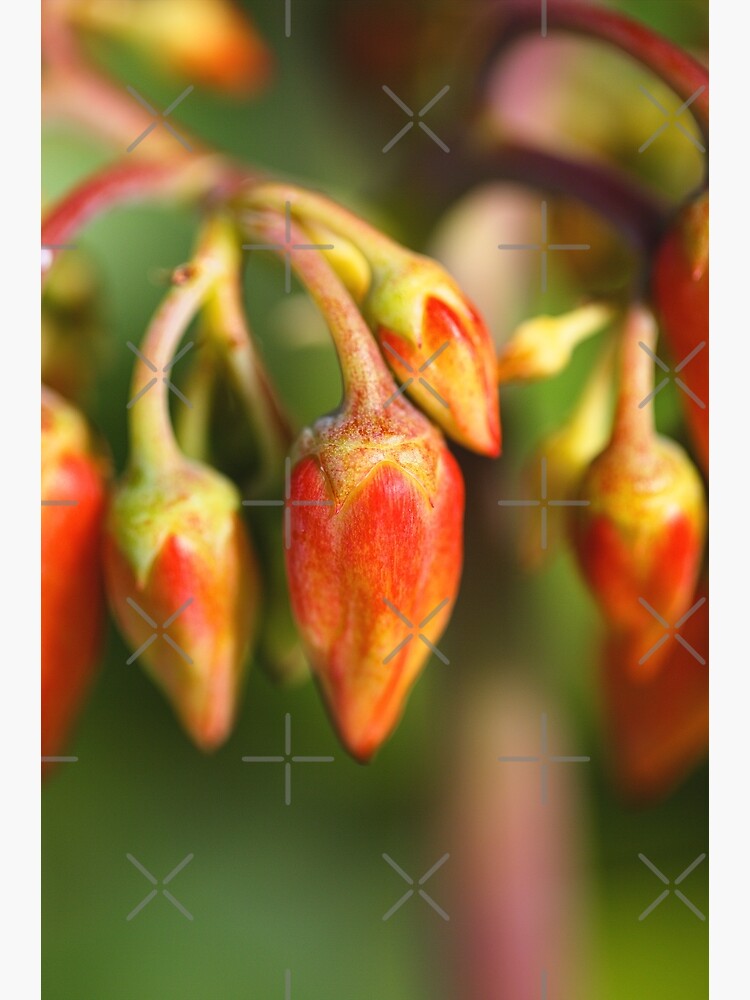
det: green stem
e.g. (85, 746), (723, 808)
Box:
(241, 183), (402, 271)
(128, 261), (220, 472)
(200, 217), (293, 487)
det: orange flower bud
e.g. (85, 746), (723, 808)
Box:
(285, 403), (464, 761)
(104, 459), (259, 750)
(42, 387), (108, 763)
(652, 192), (708, 471)
(70, 0), (272, 94)
(602, 582), (708, 802)
(570, 307), (706, 640)
(373, 274), (500, 456)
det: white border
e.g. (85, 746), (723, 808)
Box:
(2, 0), (40, 995)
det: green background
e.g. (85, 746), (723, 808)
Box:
(43, 2), (708, 997)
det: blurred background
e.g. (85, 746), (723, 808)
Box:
(42, 1), (708, 997)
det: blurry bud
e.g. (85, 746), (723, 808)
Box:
(41, 250), (103, 403)
(104, 458), (259, 750)
(520, 339), (614, 569)
(286, 401), (464, 761)
(69, 0), (271, 94)
(602, 583), (708, 802)
(42, 387), (109, 764)
(496, 302), (613, 384)
(652, 192), (708, 471)
(570, 307), (706, 642)
(370, 254), (500, 455)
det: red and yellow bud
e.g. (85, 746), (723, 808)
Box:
(602, 582), (708, 802)
(652, 192), (709, 471)
(286, 402), (464, 761)
(370, 257), (500, 456)
(104, 459), (259, 750)
(570, 307), (706, 643)
(42, 387), (108, 763)
(69, 0), (271, 94)
(242, 185), (500, 456)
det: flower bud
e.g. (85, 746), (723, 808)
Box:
(42, 388), (108, 763)
(652, 192), (708, 471)
(370, 257), (500, 456)
(496, 303), (613, 384)
(104, 458), (259, 750)
(570, 307), (706, 636)
(602, 582), (708, 802)
(69, 0), (271, 94)
(285, 402), (464, 761)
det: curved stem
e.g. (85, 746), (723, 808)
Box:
(41, 156), (247, 277)
(200, 217), (293, 489)
(244, 211), (397, 412)
(479, 0), (708, 137)
(432, 140), (668, 256)
(129, 261), (220, 472)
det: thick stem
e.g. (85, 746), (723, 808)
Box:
(611, 304), (658, 453)
(480, 0), (708, 136)
(42, 156), (246, 278)
(128, 262), (220, 472)
(436, 141), (668, 256)
(244, 211), (398, 412)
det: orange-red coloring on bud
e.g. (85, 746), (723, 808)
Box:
(377, 294), (500, 457)
(570, 307), (706, 651)
(104, 460), (259, 750)
(42, 387), (108, 764)
(652, 192), (709, 471)
(285, 402), (464, 761)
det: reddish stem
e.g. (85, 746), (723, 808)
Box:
(480, 0), (708, 136)
(430, 140), (667, 255)
(41, 157), (250, 276)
